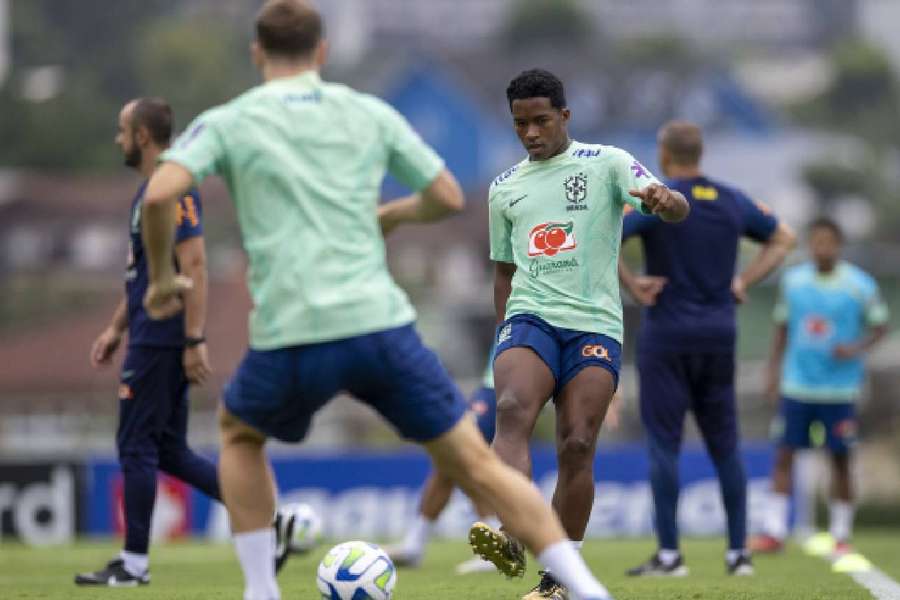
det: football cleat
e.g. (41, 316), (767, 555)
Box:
(468, 521), (526, 579)
(727, 553), (755, 576)
(522, 570), (569, 599)
(74, 558), (150, 587)
(626, 552), (689, 577)
(749, 534), (785, 554)
(274, 510), (295, 574)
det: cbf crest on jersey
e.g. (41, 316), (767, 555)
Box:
(565, 172), (588, 212)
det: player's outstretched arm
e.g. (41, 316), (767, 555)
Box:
(142, 162), (196, 319)
(734, 222), (797, 302)
(629, 183), (689, 223)
(378, 169), (464, 235)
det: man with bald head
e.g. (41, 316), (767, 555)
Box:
(139, 1), (619, 599)
(619, 120), (796, 577)
(75, 98), (220, 586)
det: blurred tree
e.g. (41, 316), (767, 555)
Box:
(137, 17), (254, 128)
(501, 0), (598, 50)
(792, 40), (900, 148)
(792, 40), (900, 240)
(0, 0), (252, 171)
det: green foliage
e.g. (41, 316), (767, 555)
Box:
(502, 0), (597, 49)
(0, 1), (253, 171)
(791, 40), (900, 148)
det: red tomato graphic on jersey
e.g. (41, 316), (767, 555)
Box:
(528, 222), (577, 257)
(804, 315), (833, 339)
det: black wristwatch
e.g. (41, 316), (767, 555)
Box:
(185, 336), (206, 348)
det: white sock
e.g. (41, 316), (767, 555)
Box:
(829, 501), (854, 543)
(234, 528), (280, 600)
(765, 493), (790, 540)
(538, 540), (611, 600)
(119, 550), (148, 576)
(725, 549), (745, 564)
(400, 515), (434, 556)
(658, 548), (680, 566)
(544, 540), (584, 575)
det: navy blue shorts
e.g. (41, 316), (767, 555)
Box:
(223, 324), (468, 444)
(468, 387), (497, 443)
(776, 397), (856, 454)
(637, 350), (738, 459)
(495, 314), (622, 396)
(117, 346), (190, 458)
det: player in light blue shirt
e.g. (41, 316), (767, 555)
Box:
(751, 218), (889, 556)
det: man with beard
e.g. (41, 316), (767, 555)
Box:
(75, 98), (221, 587)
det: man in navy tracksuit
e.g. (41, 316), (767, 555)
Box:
(619, 121), (795, 577)
(75, 98), (220, 587)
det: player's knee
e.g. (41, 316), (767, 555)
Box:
(495, 391), (532, 432)
(218, 407), (266, 446)
(557, 432), (596, 467)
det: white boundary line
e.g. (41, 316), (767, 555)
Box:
(850, 568), (900, 600)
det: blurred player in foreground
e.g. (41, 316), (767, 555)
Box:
(478, 69), (689, 600)
(619, 121), (795, 578)
(751, 218), (888, 571)
(388, 350), (499, 575)
(140, 2), (617, 599)
(75, 98), (220, 587)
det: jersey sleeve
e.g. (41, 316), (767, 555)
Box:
(375, 100), (445, 192)
(162, 110), (227, 184)
(611, 149), (661, 214)
(736, 192), (778, 242)
(175, 189), (203, 243)
(863, 278), (890, 326)
(488, 186), (513, 263)
(621, 204), (657, 240)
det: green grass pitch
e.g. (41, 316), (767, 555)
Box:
(3, 531), (898, 599)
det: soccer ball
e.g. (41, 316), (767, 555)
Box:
(316, 541), (397, 600)
(279, 502), (323, 554)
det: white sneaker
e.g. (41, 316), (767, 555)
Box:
(455, 556), (497, 575)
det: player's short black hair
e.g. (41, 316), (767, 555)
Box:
(808, 216), (844, 242)
(256, 0), (323, 60)
(131, 97), (172, 146)
(506, 69), (567, 111)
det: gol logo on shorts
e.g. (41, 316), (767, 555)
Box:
(582, 344), (610, 360)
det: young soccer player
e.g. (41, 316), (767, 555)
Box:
(619, 121), (795, 577)
(140, 3), (617, 599)
(75, 98), (220, 587)
(473, 69), (689, 600)
(751, 218), (888, 567)
(388, 350), (499, 575)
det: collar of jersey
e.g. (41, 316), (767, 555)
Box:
(266, 70), (321, 89)
(524, 140), (579, 168)
(811, 261), (848, 285)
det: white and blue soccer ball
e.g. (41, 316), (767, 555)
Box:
(280, 502), (323, 554)
(316, 541), (397, 600)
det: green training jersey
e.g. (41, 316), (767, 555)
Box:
(163, 71), (444, 349)
(488, 141), (659, 343)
